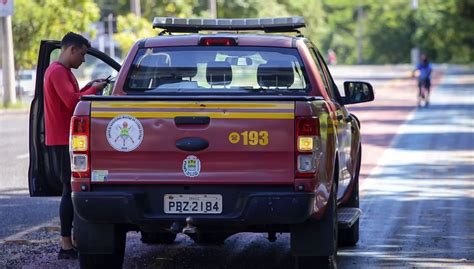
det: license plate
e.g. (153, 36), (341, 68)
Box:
(164, 194), (222, 214)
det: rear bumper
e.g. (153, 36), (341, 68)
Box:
(72, 185), (315, 228)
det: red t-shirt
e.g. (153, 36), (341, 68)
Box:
(44, 61), (97, 146)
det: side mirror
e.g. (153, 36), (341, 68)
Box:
(342, 81), (374, 105)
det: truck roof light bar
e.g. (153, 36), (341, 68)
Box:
(152, 16), (306, 33)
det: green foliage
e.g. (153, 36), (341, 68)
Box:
(114, 13), (156, 58)
(316, 0), (359, 63)
(363, 0), (414, 64)
(414, 0), (474, 63)
(141, 0), (196, 20)
(95, 0), (198, 20)
(12, 0), (100, 69)
(12, 0), (472, 66)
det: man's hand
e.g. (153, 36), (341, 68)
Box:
(86, 78), (108, 87)
(92, 81), (108, 91)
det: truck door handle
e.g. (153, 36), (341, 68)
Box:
(176, 137), (209, 152)
(175, 116), (210, 125)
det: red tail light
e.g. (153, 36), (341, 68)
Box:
(295, 117), (320, 178)
(199, 37), (237, 46)
(296, 117), (320, 136)
(70, 116), (90, 179)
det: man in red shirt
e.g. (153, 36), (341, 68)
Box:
(44, 32), (107, 259)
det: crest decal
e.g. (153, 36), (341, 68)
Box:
(182, 155), (201, 177)
(106, 115), (144, 152)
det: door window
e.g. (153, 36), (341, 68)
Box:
(314, 49), (344, 100)
(309, 48), (332, 98)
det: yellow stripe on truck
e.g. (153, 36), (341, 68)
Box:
(92, 102), (294, 110)
(91, 111), (295, 119)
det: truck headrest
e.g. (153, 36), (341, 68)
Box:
(257, 60), (294, 88)
(169, 56), (198, 79)
(138, 54), (197, 80)
(206, 61), (233, 86)
(137, 53), (170, 68)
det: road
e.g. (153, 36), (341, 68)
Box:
(0, 110), (59, 240)
(337, 66), (474, 268)
(0, 65), (472, 268)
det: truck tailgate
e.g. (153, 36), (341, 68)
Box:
(89, 101), (295, 184)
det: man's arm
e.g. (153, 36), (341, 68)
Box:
(80, 84), (97, 93)
(50, 68), (97, 111)
(412, 64), (421, 78)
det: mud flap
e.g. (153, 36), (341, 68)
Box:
(290, 195), (336, 256)
(290, 220), (335, 256)
(74, 212), (116, 254)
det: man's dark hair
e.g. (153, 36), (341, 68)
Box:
(61, 32), (91, 49)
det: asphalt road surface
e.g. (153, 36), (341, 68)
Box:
(0, 65), (472, 268)
(0, 110), (59, 240)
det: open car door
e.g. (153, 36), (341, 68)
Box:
(28, 40), (121, 196)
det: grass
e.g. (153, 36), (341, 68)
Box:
(0, 101), (30, 109)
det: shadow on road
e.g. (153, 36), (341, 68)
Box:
(0, 190), (59, 240)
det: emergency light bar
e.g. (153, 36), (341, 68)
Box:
(152, 16), (306, 33)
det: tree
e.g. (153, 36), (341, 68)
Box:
(95, 0), (198, 21)
(114, 13), (156, 58)
(12, 0), (100, 69)
(414, 0), (474, 63)
(363, 0), (414, 64)
(95, 0), (473, 64)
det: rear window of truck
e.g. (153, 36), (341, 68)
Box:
(125, 46), (309, 94)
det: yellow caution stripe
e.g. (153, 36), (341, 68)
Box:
(91, 111), (294, 119)
(92, 102), (294, 110)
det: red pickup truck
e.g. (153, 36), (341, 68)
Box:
(29, 17), (374, 269)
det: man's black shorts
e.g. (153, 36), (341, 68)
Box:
(48, 145), (71, 187)
(418, 78), (431, 90)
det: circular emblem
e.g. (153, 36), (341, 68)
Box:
(182, 155), (201, 177)
(106, 115), (144, 152)
(228, 132), (240, 144)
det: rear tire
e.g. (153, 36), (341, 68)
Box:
(338, 147), (361, 247)
(78, 226), (126, 269)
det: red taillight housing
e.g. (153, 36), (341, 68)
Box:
(70, 116), (90, 179)
(295, 117), (320, 178)
(199, 37), (237, 46)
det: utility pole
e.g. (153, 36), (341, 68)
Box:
(357, 4), (363, 65)
(411, 0), (420, 65)
(107, 13), (115, 59)
(209, 0), (217, 18)
(130, 0), (141, 17)
(1, 0), (16, 106)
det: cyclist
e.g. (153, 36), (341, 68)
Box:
(412, 54), (433, 106)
